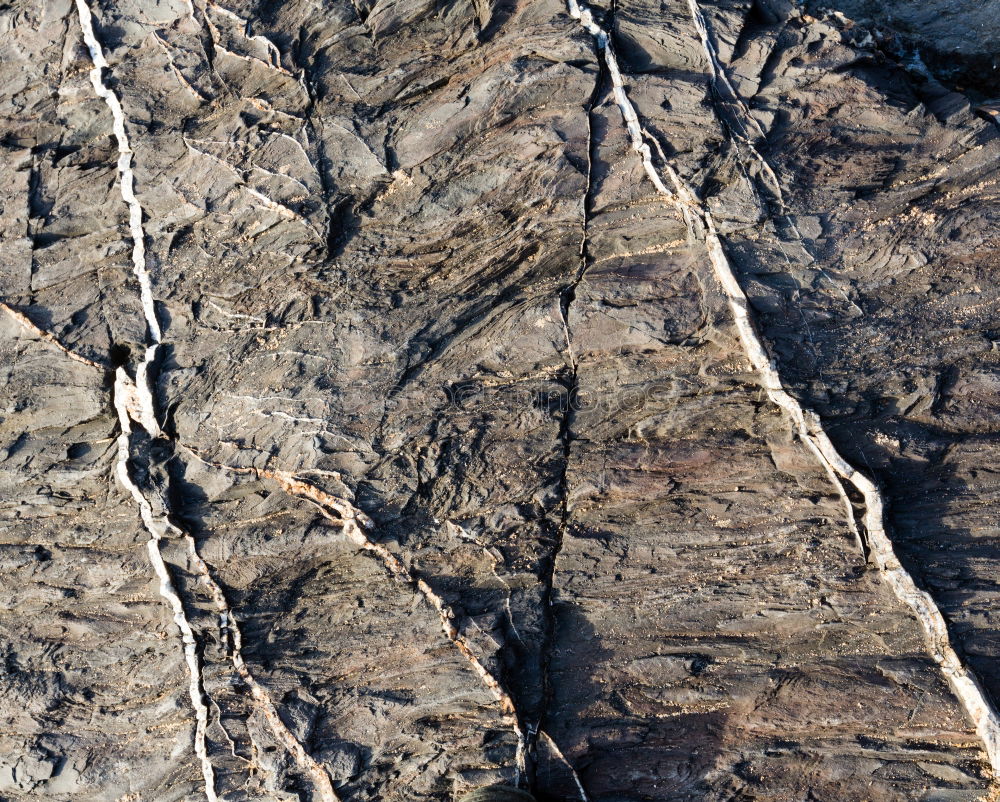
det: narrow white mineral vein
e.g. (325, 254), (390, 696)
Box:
(538, 730), (589, 802)
(150, 33), (211, 102)
(0, 302), (104, 369)
(76, 4), (342, 798)
(182, 137), (322, 238)
(112, 370), (219, 802)
(75, 0), (161, 438)
(205, 0), (287, 70)
(681, 0), (860, 537)
(75, 1), (213, 794)
(177, 530), (342, 802)
(684, 0), (764, 139)
(186, 451), (530, 779)
(684, 0), (855, 311)
(466, 534), (527, 650)
(263, 466), (531, 776)
(683, 0), (802, 234)
(566, 0), (1000, 772)
(567, 0), (670, 198)
(114, 387), (342, 801)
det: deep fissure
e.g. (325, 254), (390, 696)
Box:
(526, 23), (605, 801)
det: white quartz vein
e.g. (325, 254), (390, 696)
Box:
(75, 0), (161, 436)
(112, 369), (218, 802)
(75, 4), (342, 798)
(565, 0), (1000, 773)
(186, 450), (530, 780)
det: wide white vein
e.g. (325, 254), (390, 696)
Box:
(565, 0), (1000, 772)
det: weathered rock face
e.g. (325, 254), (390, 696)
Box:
(805, 0), (1000, 97)
(2, 0), (1000, 800)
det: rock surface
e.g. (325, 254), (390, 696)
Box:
(2, 0), (1000, 800)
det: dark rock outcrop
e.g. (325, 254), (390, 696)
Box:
(2, 0), (999, 800)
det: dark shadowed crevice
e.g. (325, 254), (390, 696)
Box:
(804, 0), (1000, 100)
(528, 23), (606, 799)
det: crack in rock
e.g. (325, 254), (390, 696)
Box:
(111, 369), (219, 801)
(186, 450), (529, 781)
(73, 3), (343, 798)
(0, 301), (106, 370)
(74, 0), (161, 435)
(565, 0), (1000, 775)
(529, 34), (602, 801)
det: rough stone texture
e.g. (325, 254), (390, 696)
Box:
(804, 0), (1000, 97)
(2, 0), (1000, 800)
